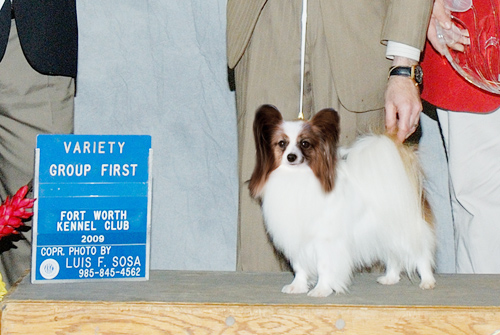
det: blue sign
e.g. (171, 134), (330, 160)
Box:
(31, 135), (152, 283)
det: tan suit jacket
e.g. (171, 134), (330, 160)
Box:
(227, 0), (432, 112)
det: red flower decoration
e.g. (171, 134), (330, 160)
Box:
(0, 185), (36, 239)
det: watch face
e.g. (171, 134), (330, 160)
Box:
(414, 65), (423, 84)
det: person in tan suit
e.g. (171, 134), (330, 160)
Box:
(227, 0), (433, 271)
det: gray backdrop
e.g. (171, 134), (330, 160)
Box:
(74, 1), (238, 271)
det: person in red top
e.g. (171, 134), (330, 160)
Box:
(422, 0), (500, 273)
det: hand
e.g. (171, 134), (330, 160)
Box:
(427, 0), (470, 54)
(385, 59), (422, 143)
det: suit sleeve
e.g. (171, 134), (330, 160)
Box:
(226, 0), (267, 69)
(381, 0), (433, 52)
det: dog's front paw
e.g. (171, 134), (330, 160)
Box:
(307, 284), (334, 298)
(419, 277), (436, 290)
(377, 274), (401, 286)
(282, 282), (309, 294)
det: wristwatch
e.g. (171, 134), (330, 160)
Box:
(388, 65), (423, 86)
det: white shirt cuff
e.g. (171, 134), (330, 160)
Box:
(386, 41), (421, 62)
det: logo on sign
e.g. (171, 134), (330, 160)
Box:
(40, 259), (60, 280)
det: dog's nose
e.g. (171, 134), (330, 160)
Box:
(287, 153), (297, 162)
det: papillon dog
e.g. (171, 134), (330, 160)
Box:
(249, 105), (436, 297)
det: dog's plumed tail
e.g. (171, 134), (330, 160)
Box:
(393, 139), (434, 227)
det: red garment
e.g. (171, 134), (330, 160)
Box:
(421, 2), (500, 113)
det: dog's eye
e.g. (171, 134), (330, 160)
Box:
(278, 140), (287, 149)
(301, 140), (311, 149)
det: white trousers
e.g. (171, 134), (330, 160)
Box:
(437, 108), (500, 273)
(418, 113), (455, 273)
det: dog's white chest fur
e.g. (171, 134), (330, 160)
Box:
(262, 165), (327, 256)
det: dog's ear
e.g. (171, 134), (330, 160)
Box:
(253, 104), (283, 142)
(310, 108), (340, 145)
(249, 105), (283, 198)
(309, 108), (340, 193)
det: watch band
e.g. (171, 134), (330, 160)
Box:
(388, 65), (423, 86)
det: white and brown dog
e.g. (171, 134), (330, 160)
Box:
(249, 105), (436, 297)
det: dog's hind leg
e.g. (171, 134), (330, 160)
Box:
(417, 258), (436, 289)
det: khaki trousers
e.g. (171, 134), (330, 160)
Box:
(234, 0), (384, 271)
(0, 20), (75, 287)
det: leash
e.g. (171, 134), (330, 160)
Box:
(298, 0), (308, 120)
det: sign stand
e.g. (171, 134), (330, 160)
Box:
(31, 135), (152, 283)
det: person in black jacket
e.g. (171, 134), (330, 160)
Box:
(0, 0), (78, 287)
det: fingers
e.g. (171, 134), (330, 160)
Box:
(428, 0), (470, 54)
(385, 104), (398, 137)
(396, 107), (420, 143)
(427, 19), (448, 55)
(385, 76), (422, 143)
(432, 0), (451, 24)
(386, 106), (418, 143)
(389, 106), (419, 143)
(441, 22), (470, 51)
